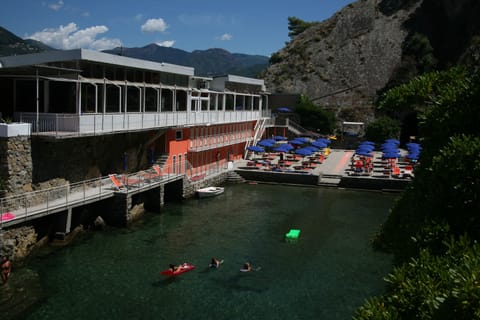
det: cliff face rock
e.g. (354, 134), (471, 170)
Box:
(264, 0), (420, 122)
(265, 0), (421, 122)
(265, 0), (480, 124)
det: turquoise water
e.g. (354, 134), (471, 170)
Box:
(6, 184), (395, 320)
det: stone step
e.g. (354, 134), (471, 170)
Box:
(318, 177), (341, 186)
(226, 171), (246, 183)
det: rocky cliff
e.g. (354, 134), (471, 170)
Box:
(264, 0), (480, 123)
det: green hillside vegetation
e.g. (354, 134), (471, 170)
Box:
(353, 67), (480, 319)
(0, 26), (52, 56)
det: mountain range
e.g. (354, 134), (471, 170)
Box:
(0, 26), (269, 78)
(0, 26), (54, 56)
(104, 44), (269, 77)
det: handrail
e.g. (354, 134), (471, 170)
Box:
(0, 159), (232, 229)
(17, 110), (265, 137)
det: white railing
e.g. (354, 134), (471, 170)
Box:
(17, 110), (266, 137)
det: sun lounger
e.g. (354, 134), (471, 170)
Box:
(392, 166), (401, 178)
(109, 174), (144, 191)
(109, 174), (127, 191)
(403, 165), (414, 178)
(140, 165), (164, 180)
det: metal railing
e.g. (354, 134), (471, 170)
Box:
(0, 162), (185, 229)
(17, 110), (266, 137)
(0, 158), (234, 228)
(0, 176), (113, 228)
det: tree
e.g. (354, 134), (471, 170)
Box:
(354, 236), (480, 320)
(295, 95), (336, 134)
(364, 116), (401, 144)
(287, 17), (317, 39)
(356, 67), (480, 319)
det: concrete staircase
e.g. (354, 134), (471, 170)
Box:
(154, 153), (169, 167)
(226, 171), (246, 184)
(318, 174), (342, 187)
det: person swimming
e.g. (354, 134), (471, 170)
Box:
(209, 258), (220, 268)
(169, 263), (182, 272)
(241, 262), (252, 272)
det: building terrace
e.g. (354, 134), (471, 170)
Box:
(0, 49), (270, 137)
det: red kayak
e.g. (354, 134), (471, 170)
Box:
(160, 263), (196, 276)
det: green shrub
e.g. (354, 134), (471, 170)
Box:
(364, 116), (400, 144)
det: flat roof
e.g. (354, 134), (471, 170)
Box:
(0, 49), (194, 76)
(214, 74), (264, 86)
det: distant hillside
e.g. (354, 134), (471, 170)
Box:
(104, 44), (269, 77)
(0, 26), (268, 77)
(263, 0), (480, 123)
(0, 26), (54, 56)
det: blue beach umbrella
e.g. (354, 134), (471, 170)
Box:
(260, 138), (276, 144)
(317, 137), (331, 143)
(383, 152), (401, 159)
(356, 150), (373, 157)
(247, 145), (265, 153)
(385, 139), (400, 145)
(273, 146), (287, 153)
(277, 107), (293, 113)
(358, 144), (374, 151)
(361, 141), (375, 146)
(305, 145), (319, 152)
(289, 139), (306, 145)
(311, 140), (327, 148)
(274, 145), (294, 153)
(295, 148), (313, 157)
(279, 144), (294, 151)
(296, 137), (311, 143)
(274, 135), (287, 141)
(258, 140), (275, 147)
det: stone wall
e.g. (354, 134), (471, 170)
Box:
(0, 226), (37, 261)
(31, 130), (157, 184)
(235, 169), (319, 186)
(183, 172), (228, 198)
(0, 136), (33, 197)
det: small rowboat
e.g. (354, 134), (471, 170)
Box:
(196, 186), (224, 198)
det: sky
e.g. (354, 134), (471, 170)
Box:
(1, 0), (355, 56)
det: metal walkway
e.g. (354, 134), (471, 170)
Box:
(0, 170), (184, 229)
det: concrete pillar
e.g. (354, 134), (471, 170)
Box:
(143, 185), (164, 213)
(103, 193), (131, 227)
(54, 208), (72, 238)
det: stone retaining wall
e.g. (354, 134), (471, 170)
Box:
(183, 172), (229, 198)
(235, 169), (320, 186)
(0, 226), (37, 261)
(0, 136), (32, 197)
(339, 176), (409, 191)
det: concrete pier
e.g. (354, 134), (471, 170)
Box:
(235, 148), (412, 191)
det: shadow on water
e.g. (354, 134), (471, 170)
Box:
(210, 273), (268, 294)
(151, 276), (180, 288)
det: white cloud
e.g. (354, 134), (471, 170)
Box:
(141, 18), (168, 33)
(219, 33), (233, 41)
(48, 0), (64, 11)
(26, 22), (121, 51)
(155, 40), (175, 48)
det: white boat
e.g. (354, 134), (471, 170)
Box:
(196, 186), (224, 198)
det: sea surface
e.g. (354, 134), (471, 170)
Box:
(3, 184), (396, 320)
